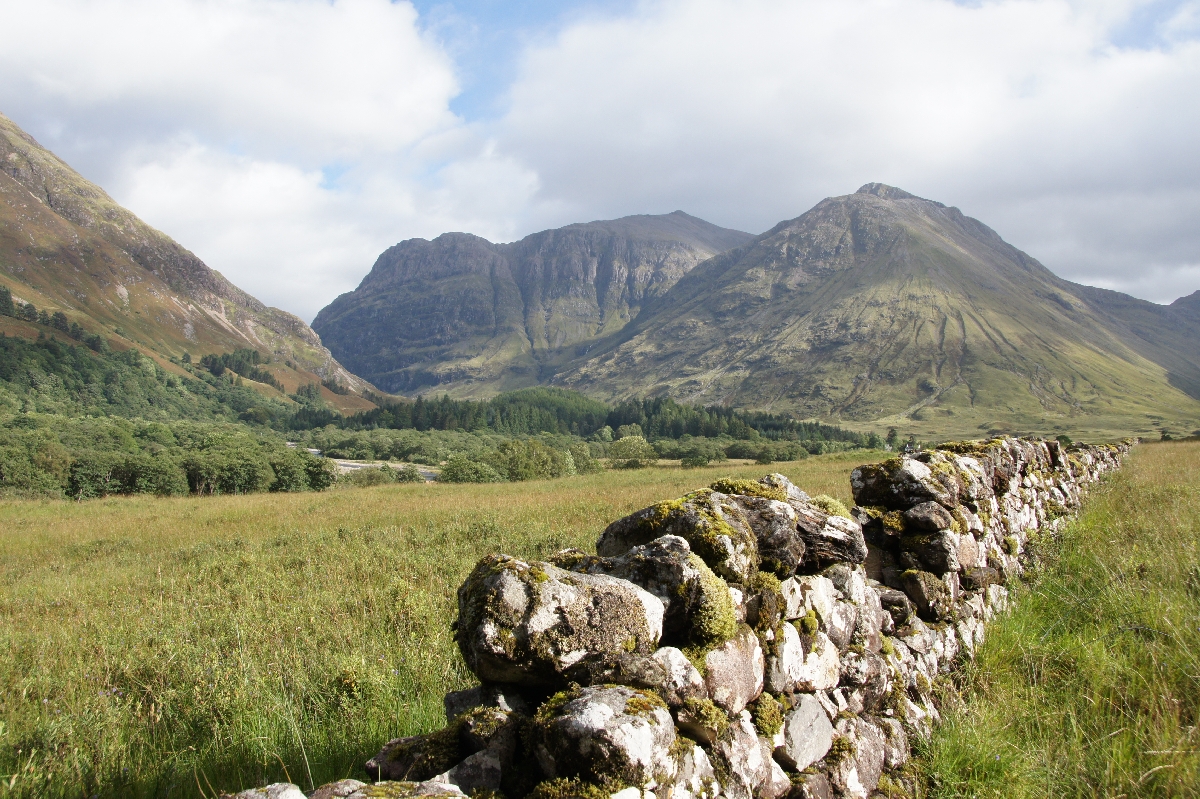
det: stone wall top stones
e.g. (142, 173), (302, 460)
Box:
(223, 436), (1131, 799)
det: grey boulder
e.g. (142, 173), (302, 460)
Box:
(534, 685), (678, 786)
(596, 490), (758, 582)
(703, 626), (765, 714)
(455, 554), (664, 686)
(774, 693), (834, 772)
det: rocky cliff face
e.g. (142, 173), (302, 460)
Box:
(555, 185), (1200, 439)
(0, 111), (366, 392)
(311, 213), (753, 395)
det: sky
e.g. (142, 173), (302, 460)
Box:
(1, 0), (1199, 322)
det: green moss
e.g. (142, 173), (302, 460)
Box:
(624, 689), (668, 718)
(796, 609), (820, 637)
(882, 510), (907, 535)
(680, 697), (730, 738)
(382, 722), (463, 781)
(825, 735), (857, 765)
(709, 478), (787, 503)
(886, 678), (909, 720)
(1004, 535), (1020, 556)
(688, 554), (738, 649)
(750, 694), (784, 737)
(880, 636), (895, 657)
(527, 777), (612, 799)
(529, 563), (551, 583)
(536, 690), (574, 725)
(949, 506), (968, 535)
(355, 783), (421, 798)
(810, 494), (852, 519)
(915, 672), (932, 695)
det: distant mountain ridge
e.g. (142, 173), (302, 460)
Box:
(312, 211), (752, 394)
(552, 184), (1200, 439)
(0, 111), (372, 412)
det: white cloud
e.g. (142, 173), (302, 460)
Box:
(2, 0), (1199, 322)
(0, 0), (541, 320)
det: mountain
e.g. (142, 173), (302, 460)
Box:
(0, 112), (373, 413)
(552, 184), (1200, 440)
(311, 212), (753, 395)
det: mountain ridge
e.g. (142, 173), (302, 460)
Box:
(550, 184), (1200, 439)
(312, 211), (753, 394)
(0, 111), (373, 412)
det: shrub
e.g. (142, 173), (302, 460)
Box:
(608, 435), (658, 468)
(569, 442), (602, 474)
(490, 438), (575, 481)
(394, 463), (426, 483)
(440, 455), (505, 483)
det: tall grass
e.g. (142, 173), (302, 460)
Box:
(0, 454), (867, 798)
(918, 441), (1200, 797)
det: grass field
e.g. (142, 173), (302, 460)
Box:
(0, 454), (867, 798)
(917, 441), (1200, 797)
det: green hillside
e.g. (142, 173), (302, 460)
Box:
(0, 111), (374, 415)
(555, 185), (1200, 441)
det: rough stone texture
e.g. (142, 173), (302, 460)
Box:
(455, 555), (664, 686)
(761, 757), (792, 799)
(443, 685), (529, 723)
(714, 713), (771, 799)
(345, 783), (466, 799)
(775, 694), (834, 771)
(764, 621), (807, 694)
(851, 457), (957, 510)
(903, 501), (954, 531)
(310, 781), (366, 799)
(299, 436), (1130, 799)
(826, 717), (886, 799)
(793, 631), (841, 692)
(534, 685), (677, 786)
(673, 744), (719, 799)
(794, 505), (868, 568)
(432, 750), (502, 794)
(901, 570), (955, 622)
(553, 535), (736, 648)
(650, 646), (708, 706)
(704, 626), (765, 714)
(220, 785), (306, 799)
(789, 772), (833, 799)
(733, 494), (805, 577)
(596, 490), (758, 582)
(900, 532), (961, 574)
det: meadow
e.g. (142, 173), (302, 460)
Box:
(0, 454), (864, 798)
(917, 440), (1200, 797)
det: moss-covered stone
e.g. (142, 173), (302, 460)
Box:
(824, 734), (857, 766)
(689, 554), (738, 649)
(677, 697), (730, 744)
(527, 777), (612, 799)
(750, 693), (784, 738)
(709, 477), (787, 503)
(810, 494), (852, 519)
(597, 489), (758, 583)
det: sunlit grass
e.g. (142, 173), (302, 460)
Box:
(0, 453), (871, 798)
(917, 441), (1200, 797)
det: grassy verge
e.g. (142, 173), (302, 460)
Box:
(0, 453), (870, 798)
(917, 441), (1200, 797)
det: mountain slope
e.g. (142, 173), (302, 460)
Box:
(311, 212), (752, 395)
(553, 184), (1200, 439)
(0, 111), (371, 411)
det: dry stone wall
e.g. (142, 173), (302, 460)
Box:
(225, 436), (1131, 799)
